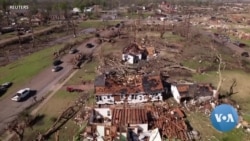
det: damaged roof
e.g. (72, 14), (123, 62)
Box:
(95, 81), (144, 95)
(112, 108), (148, 125)
(95, 75), (164, 95)
(123, 43), (144, 54)
(94, 74), (106, 87)
(176, 83), (214, 98)
(142, 75), (164, 94)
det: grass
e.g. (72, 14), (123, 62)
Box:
(0, 25), (55, 40)
(67, 59), (99, 85)
(186, 111), (250, 141)
(183, 60), (213, 70)
(0, 32), (17, 40)
(124, 12), (152, 19)
(163, 32), (185, 42)
(135, 31), (184, 43)
(78, 20), (120, 29)
(229, 35), (250, 47)
(22, 90), (80, 141)
(190, 68), (250, 140)
(0, 44), (63, 99)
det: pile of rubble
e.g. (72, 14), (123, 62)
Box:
(76, 103), (200, 141)
(149, 104), (200, 141)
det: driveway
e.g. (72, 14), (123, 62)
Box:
(0, 36), (100, 134)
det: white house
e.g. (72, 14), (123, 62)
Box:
(94, 74), (165, 105)
(122, 43), (147, 64)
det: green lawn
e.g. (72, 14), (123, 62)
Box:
(67, 59), (99, 85)
(0, 25), (54, 40)
(191, 71), (250, 141)
(0, 44), (63, 99)
(187, 111), (250, 141)
(0, 32), (17, 40)
(78, 20), (120, 29)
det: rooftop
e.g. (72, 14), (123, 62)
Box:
(176, 83), (214, 98)
(111, 108), (148, 125)
(123, 43), (144, 54)
(142, 75), (164, 94)
(95, 75), (164, 95)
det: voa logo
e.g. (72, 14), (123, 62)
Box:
(215, 113), (235, 123)
(210, 104), (239, 132)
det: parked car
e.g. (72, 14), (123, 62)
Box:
(69, 48), (78, 54)
(53, 59), (62, 66)
(52, 66), (63, 72)
(0, 87), (6, 95)
(1, 82), (12, 89)
(86, 43), (94, 48)
(11, 88), (30, 101)
(66, 87), (84, 92)
(241, 52), (249, 57)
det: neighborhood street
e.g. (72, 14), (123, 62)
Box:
(0, 36), (100, 133)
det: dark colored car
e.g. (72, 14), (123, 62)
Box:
(241, 52), (249, 57)
(53, 60), (62, 66)
(86, 43), (94, 48)
(69, 48), (78, 54)
(1, 82), (12, 89)
(0, 87), (7, 96)
(66, 87), (84, 92)
(52, 66), (63, 72)
(0, 82), (12, 96)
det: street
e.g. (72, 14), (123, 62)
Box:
(0, 36), (99, 134)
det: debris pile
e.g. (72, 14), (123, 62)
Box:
(80, 103), (200, 141)
(149, 104), (199, 141)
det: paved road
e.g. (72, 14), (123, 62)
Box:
(0, 36), (100, 134)
(201, 30), (250, 61)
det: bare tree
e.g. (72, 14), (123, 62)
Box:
(216, 54), (223, 92)
(226, 78), (238, 97)
(6, 120), (25, 141)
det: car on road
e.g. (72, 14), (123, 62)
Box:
(0, 87), (6, 95)
(0, 82), (12, 96)
(53, 59), (62, 66)
(86, 43), (94, 48)
(1, 82), (12, 89)
(69, 48), (78, 54)
(241, 52), (249, 57)
(11, 88), (30, 102)
(52, 66), (63, 72)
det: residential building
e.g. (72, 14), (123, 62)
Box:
(94, 74), (165, 105)
(82, 105), (193, 141)
(171, 83), (218, 103)
(122, 43), (146, 64)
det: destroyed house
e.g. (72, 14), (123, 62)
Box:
(83, 105), (194, 141)
(86, 107), (151, 141)
(94, 75), (164, 105)
(171, 83), (217, 103)
(122, 43), (147, 64)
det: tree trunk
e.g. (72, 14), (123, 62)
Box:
(29, 15), (35, 48)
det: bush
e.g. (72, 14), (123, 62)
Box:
(50, 116), (57, 122)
